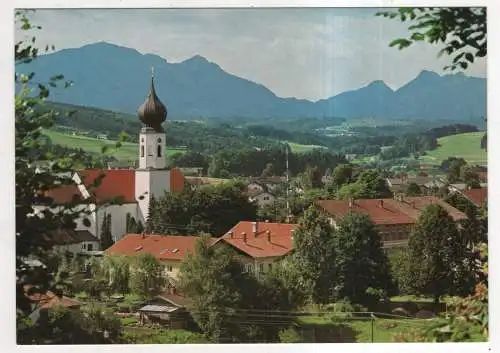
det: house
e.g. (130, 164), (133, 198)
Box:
(317, 196), (466, 248)
(43, 229), (100, 254)
(385, 176), (445, 194)
(248, 189), (276, 207)
(460, 187), (488, 208)
(104, 234), (209, 280)
(215, 221), (297, 275)
(449, 183), (488, 193)
(24, 285), (81, 324)
(246, 177), (286, 193)
(34, 74), (186, 247)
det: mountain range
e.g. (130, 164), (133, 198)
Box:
(15, 41), (487, 121)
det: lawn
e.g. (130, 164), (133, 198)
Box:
(43, 129), (187, 160)
(296, 315), (436, 343)
(419, 132), (487, 166)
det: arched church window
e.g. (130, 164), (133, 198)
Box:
(157, 145), (162, 157)
(140, 145), (144, 157)
(157, 138), (162, 143)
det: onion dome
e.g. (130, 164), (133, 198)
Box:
(137, 68), (167, 132)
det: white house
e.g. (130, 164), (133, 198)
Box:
(36, 72), (186, 249)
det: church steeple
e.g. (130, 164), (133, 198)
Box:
(137, 67), (167, 170)
(137, 67), (167, 133)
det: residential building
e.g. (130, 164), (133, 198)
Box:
(460, 187), (488, 208)
(43, 229), (100, 254)
(104, 233), (208, 280)
(317, 196), (466, 248)
(215, 221), (297, 276)
(248, 189), (276, 207)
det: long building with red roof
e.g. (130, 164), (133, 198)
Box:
(317, 196), (466, 248)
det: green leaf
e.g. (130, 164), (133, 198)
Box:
(465, 53), (474, 63)
(410, 32), (425, 41)
(101, 145), (109, 154)
(389, 38), (412, 49)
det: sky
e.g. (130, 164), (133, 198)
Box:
(18, 8), (487, 101)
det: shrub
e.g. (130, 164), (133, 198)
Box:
(124, 329), (209, 344)
(279, 327), (302, 343)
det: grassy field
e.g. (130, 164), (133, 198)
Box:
(419, 132), (487, 166)
(285, 141), (328, 153)
(43, 129), (187, 160)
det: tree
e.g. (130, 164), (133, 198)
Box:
(100, 213), (113, 250)
(337, 169), (391, 200)
(261, 163), (275, 177)
(334, 213), (393, 305)
(299, 165), (323, 190)
(406, 204), (465, 303)
(15, 10), (113, 343)
(129, 253), (165, 299)
(148, 181), (257, 236)
(179, 237), (247, 342)
(405, 182), (422, 196)
(331, 164), (354, 189)
(460, 165), (480, 189)
(99, 256), (130, 295)
(292, 205), (337, 304)
(377, 8), (486, 72)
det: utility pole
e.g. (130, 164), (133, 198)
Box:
(285, 143), (290, 222)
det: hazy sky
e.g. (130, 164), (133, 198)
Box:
(18, 8), (487, 101)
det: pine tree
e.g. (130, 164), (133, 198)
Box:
(100, 213), (113, 250)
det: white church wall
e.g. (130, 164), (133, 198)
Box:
(135, 169), (171, 224)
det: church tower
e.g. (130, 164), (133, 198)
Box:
(135, 68), (171, 223)
(137, 68), (167, 169)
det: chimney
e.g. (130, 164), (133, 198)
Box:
(228, 231), (233, 238)
(242, 232), (247, 242)
(141, 232), (146, 239)
(411, 201), (416, 209)
(252, 222), (258, 235)
(266, 230), (271, 242)
(348, 198), (353, 208)
(378, 200), (384, 208)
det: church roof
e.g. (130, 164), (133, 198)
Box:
(137, 73), (167, 133)
(79, 169), (137, 204)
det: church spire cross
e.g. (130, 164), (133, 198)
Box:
(151, 66), (154, 80)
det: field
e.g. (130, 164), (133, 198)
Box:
(285, 141), (328, 153)
(419, 132), (487, 166)
(43, 129), (187, 160)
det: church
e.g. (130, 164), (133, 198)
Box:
(35, 71), (185, 250)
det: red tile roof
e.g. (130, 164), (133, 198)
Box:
(388, 196), (467, 222)
(462, 187), (488, 207)
(43, 185), (82, 205)
(79, 169), (136, 204)
(317, 196), (467, 225)
(317, 199), (415, 225)
(25, 286), (81, 310)
(218, 221), (297, 258)
(105, 234), (204, 261)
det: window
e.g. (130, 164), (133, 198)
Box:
(140, 145), (144, 157)
(87, 243), (93, 251)
(81, 243), (86, 250)
(259, 263), (264, 273)
(245, 263), (253, 273)
(263, 196), (269, 201)
(268, 263), (272, 271)
(157, 145), (162, 157)
(167, 265), (173, 272)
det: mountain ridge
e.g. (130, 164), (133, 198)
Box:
(15, 41), (487, 121)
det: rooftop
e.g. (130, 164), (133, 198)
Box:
(218, 221), (297, 258)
